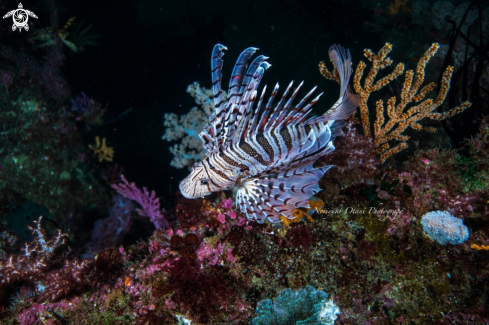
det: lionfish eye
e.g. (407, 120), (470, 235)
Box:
(200, 178), (209, 185)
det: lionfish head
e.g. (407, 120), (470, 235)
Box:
(179, 158), (235, 199)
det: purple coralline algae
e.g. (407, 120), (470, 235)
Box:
(420, 211), (469, 246)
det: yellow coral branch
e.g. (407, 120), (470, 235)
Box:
(89, 136), (114, 162)
(352, 43), (405, 138)
(471, 244), (489, 251)
(319, 61), (340, 84)
(350, 43), (471, 163)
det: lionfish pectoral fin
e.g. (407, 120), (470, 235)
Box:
(299, 128), (317, 152)
(329, 119), (349, 140)
(236, 162), (333, 223)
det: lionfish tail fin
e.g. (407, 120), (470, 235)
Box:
(321, 90), (360, 121)
(329, 44), (351, 99)
(308, 44), (360, 124)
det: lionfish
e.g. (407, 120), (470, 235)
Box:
(179, 44), (360, 223)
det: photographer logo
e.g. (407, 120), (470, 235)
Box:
(3, 3), (38, 32)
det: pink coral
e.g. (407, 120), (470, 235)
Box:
(112, 175), (169, 230)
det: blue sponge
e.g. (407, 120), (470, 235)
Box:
(421, 211), (469, 246)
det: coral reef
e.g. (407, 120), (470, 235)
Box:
(1, 142), (489, 323)
(0, 9), (110, 226)
(0, 85), (109, 221)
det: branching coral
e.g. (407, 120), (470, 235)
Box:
(0, 216), (69, 287)
(0, 216), (118, 304)
(89, 136), (114, 162)
(354, 43), (471, 162)
(471, 244), (489, 251)
(112, 175), (169, 230)
(321, 43), (471, 163)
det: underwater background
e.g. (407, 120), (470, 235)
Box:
(0, 0), (488, 323)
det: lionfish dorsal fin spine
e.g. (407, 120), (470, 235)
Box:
(295, 85), (317, 111)
(284, 81), (303, 110)
(223, 59), (269, 150)
(279, 81), (304, 124)
(235, 90), (258, 142)
(233, 62), (268, 142)
(299, 92), (324, 119)
(291, 92), (323, 127)
(273, 97), (295, 130)
(274, 82), (311, 131)
(205, 44), (228, 153)
(257, 83), (279, 133)
(238, 55), (269, 96)
(266, 81), (294, 131)
(234, 69), (262, 124)
(246, 85), (267, 139)
(223, 103), (238, 149)
(227, 47), (258, 107)
(281, 86), (318, 128)
(224, 51), (263, 129)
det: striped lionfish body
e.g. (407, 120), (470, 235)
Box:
(179, 44), (360, 223)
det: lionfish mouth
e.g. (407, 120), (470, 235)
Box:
(179, 178), (211, 199)
(178, 179), (194, 199)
